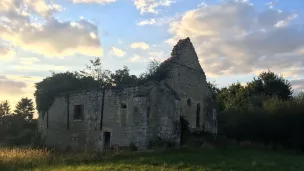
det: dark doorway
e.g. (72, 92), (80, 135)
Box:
(180, 116), (189, 145)
(196, 103), (200, 128)
(103, 132), (111, 149)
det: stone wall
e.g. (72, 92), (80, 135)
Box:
(165, 38), (212, 130)
(39, 37), (215, 151)
(41, 82), (182, 151)
(147, 83), (181, 144)
(101, 87), (149, 148)
(43, 90), (103, 151)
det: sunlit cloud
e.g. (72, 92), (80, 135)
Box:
(130, 42), (150, 50)
(0, 0), (103, 58)
(109, 47), (126, 57)
(133, 0), (175, 14)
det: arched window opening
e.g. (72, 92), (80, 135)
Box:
(196, 103), (200, 128)
(120, 102), (127, 126)
(187, 98), (191, 106)
(121, 103), (127, 108)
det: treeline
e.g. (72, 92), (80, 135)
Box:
(0, 98), (37, 146)
(213, 71), (304, 151)
(35, 58), (163, 112)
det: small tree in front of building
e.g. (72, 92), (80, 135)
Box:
(14, 98), (35, 121)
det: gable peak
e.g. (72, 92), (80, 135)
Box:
(171, 37), (194, 58)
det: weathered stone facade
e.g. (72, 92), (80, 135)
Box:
(38, 38), (217, 151)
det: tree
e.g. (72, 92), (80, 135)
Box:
(139, 59), (170, 82)
(34, 72), (99, 112)
(145, 60), (161, 77)
(247, 71), (293, 100)
(207, 81), (220, 102)
(295, 92), (304, 104)
(217, 82), (248, 111)
(110, 66), (138, 87)
(79, 57), (112, 88)
(14, 98), (35, 121)
(0, 100), (11, 116)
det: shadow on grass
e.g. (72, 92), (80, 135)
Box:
(1, 147), (304, 171)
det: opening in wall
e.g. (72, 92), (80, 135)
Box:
(196, 103), (200, 128)
(187, 98), (191, 106)
(121, 103), (127, 108)
(73, 105), (84, 121)
(103, 132), (111, 149)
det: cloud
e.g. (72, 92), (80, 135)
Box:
(0, 44), (15, 61)
(1, 0), (62, 18)
(167, 0), (304, 78)
(137, 15), (180, 26)
(129, 54), (146, 62)
(290, 79), (304, 95)
(0, 0), (103, 57)
(137, 19), (156, 26)
(148, 51), (166, 62)
(20, 57), (40, 65)
(71, 0), (116, 4)
(130, 42), (150, 50)
(0, 75), (26, 95)
(0, 75), (42, 115)
(109, 47), (126, 57)
(12, 64), (66, 71)
(133, 0), (175, 14)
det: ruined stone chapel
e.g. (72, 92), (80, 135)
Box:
(38, 37), (217, 151)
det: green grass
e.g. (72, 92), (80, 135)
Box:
(1, 146), (304, 171)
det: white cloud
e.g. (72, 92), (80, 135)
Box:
(129, 54), (146, 62)
(20, 57), (40, 65)
(275, 14), (298, 28)
(0, 0), (103, 57)
(148, 51), (166, 62)
(109, 47), (126, 57)
(136, 15), (180, 26)
(137, 18), (156, 26)
(167, 0), (304, 80)
(133, 0), (175, 14)
(130, 42), (150, 50)
(72, 0), (116, 4)
(0, 0), (62, 18)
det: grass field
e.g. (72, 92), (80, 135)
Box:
(0, 146), (304, 171)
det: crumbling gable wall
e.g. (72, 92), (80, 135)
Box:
(164, 38), (211, 130)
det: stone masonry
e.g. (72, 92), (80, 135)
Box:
(37, 38), (217, 151)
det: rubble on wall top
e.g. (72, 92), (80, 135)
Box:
(171, 37), (192, 57)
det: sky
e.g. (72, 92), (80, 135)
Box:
(1, 0), (304, 112)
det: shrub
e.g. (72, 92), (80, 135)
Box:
(5, 129), (35, 146)
(219, 97), (304, 151)
(129, 143), (138, 151)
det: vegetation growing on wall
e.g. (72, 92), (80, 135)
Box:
(34, 58), (168, 113)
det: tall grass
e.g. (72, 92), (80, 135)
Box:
(1, 146), (304, 171)
(0, 147), (50, 170)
